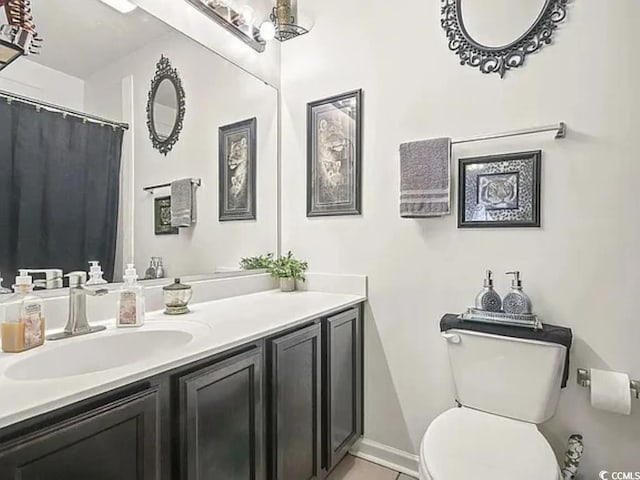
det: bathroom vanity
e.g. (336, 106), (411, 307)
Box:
(0, 291), (365, 480)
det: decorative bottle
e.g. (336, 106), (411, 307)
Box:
(503, 271), (532, 315)
(1, 273), (45, 353)
(474, 270), (502, 312)
(87, 261), (108, 285)
(117, 264), (145, 328)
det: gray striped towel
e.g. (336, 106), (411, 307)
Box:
(400, 138), (451, 217)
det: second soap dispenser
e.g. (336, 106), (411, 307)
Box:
(117, 264), (145, 328)
(475, 270), (502, 312)
(503, 271), (532, 315)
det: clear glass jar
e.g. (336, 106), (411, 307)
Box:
(163, 278), (192, 315)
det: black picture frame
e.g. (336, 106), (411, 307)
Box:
(154, 196), (179, 235)
(458, 150), (541, 228)
(307, 89), (362, 217)
(219, 117), (257, 221)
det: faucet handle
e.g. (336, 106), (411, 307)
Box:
(65, 271), (87, 287)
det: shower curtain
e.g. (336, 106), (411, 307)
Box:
(0, 99), (124, 284)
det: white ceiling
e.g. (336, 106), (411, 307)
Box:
(29, 0), (172, 79)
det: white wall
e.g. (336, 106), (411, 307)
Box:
(0, 58), (85, 110)
(86, 31), (278, 279)
(281, 0), (640, 475)
(132, 0), (281, 88)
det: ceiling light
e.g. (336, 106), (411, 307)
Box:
(99, 0), (138, 14)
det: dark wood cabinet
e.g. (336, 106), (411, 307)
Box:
(324, 307), (363, 472)
(269, 323), (322, 480)
(0, 303), (364, 480)
(0, 387), (161, 480)
(178, 347), (264, 480)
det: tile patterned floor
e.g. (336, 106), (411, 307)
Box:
(326, 455), (418, 480)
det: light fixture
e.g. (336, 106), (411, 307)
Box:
(264, 0), (308, 42)
(259, 20), (276, 41)
(98, 0), (138, 14)
(239, 5), (255, 25)
(0, 0), (41, 72)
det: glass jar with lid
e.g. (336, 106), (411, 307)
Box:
(162, 278), (193, 315)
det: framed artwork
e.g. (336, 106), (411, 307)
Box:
(219, 117), (257, 221)
(458, 150), (541, 228)
(154, 196), (178, 235)
(307, 89), (362, 217)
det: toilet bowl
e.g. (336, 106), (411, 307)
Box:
(418, 407), (560, 480)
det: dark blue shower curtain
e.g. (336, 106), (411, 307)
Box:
(0, 99), (124, 284)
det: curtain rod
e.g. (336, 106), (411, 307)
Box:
(452, 122), (566, 145)
(0, 89), (130, 130)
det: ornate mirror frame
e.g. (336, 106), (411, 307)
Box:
(146, 55), (186, 156)
(441, 0), (568, 78)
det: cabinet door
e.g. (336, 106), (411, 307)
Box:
(325, 308), (363, 471)
(270, 323), (322, 480)
(179, 347), (264, 480)
(0, 387), (160, 480)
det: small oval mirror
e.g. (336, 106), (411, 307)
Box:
(459, 0), (549, 49)
(152, 78), (178, 141)
(146, 55), (186, 155)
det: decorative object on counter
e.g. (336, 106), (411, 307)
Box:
(154, 196), (179, 235)
(399, 137), (451, 218)
(560, 434), (584, 480)
(0, 0), (42, 72)
(171, 178), (198, 227)
(0, 272), (11, 294)
(307, 90), (362, 217)
(86, 261), (108, 285)
(474, 270), (502, 312)
(261, 0), (309, 43)
(269, 251), (308, 292)
(219, 118), (257, 221)
(458, 150), (541, 228)
(183, 0), (266, 53)
(240, 253), (274, 270)
(155, 258), (165, 279)
(117, 264), (145, 328)
(144, 257), (166, 280)
(146, 55), (186, 156)
(441, 0), (568, 77)
(163, 278), (193, 315)
(1, 272), (44, 353)
(503, 271), (532, 314)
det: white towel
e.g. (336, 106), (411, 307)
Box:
(171, 179), (197, 227)
(399, 138), (451, 217)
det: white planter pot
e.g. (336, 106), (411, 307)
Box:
(280, 277), (296, 292)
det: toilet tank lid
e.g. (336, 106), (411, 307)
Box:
(422, 407), (559, 480)
(440, 314), (573, 387)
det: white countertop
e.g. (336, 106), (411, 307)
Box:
(0, 290), (365, 430)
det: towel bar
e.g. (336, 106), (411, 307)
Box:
(143, 178), (201, 194)
(577, 368), (640, 399)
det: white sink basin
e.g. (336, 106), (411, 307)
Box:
(5, 328), (197, 381)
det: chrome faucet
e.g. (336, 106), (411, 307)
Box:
(19, 268), (63, 290)
(46, 271), (109, 341)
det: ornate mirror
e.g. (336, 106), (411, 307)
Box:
(147, 55), (186, 155)
(441, 0), (568, 77)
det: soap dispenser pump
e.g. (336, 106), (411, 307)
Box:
(475, 270), (502, 312)
(87, 261), (108, 285)
(503, 271), (532, 315)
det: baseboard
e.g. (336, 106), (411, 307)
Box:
(350, 438), (420, 478)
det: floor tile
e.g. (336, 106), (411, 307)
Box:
(326, 455), (398, 480)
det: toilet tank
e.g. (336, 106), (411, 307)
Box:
(444, 329), (567, 424)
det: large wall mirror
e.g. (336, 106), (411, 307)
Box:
(0, 0), (279, 290)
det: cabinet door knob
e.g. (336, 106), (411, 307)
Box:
(441, 332), (461, 344)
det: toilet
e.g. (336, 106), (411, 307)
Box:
(419, 328), (569, 480)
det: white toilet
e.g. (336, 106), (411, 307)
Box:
(419, 328), (568, 480)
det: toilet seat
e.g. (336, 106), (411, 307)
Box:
(420, 407), (560, 480)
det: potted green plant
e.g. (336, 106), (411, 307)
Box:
(268, 251), (308, 292)
(239, 253), (274, 270)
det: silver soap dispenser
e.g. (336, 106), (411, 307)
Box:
(503, 271), (532, 315)
(475, 270), (502, 312)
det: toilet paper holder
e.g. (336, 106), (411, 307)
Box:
(577, 368), (640, 399)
